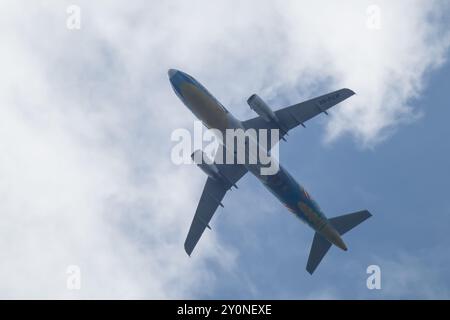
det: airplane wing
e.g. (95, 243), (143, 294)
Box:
(242, 88), (355, 146)
(185, 88), (354, 255)
(184, 162), (247, 256)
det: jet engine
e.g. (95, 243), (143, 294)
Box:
(247, 94), (288, 138)
(191, 150), (237, 189)
(247, 94), (278, 123)
(191, 150), (219, 178)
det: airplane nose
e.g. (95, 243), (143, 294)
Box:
(168, 69), (178, 78)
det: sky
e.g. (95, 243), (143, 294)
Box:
(0, 0), (449, 299)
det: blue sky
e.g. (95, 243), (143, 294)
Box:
(202, 61), (450, 299)
(0, 1), (449, 299)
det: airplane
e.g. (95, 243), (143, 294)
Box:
(168, 68), (372, 274)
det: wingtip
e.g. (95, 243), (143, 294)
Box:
(344, 88), (356, 96)
(184, 243), (193, 257)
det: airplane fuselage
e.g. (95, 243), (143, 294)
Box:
(169, 69), (347, 251)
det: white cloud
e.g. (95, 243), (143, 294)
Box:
(0, 0), (448, 298)
(371, 251), (450, 299)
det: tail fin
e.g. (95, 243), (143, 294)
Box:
(306, 210), (372, 274)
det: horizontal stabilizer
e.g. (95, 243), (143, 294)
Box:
(306, 232), (332, 275)
(329, 210), (372, 235)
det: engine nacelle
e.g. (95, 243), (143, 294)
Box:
(191, 149), (238, 189)
(247, 94), (288, 139)
(191, 150), (220, 179)
(247, 94), (278, 123)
